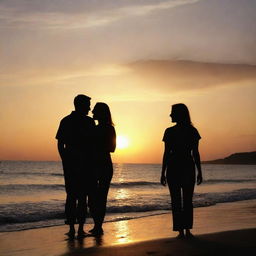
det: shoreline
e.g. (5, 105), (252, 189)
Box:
(1, 198), (255, 234)
(0, 199), (256, 255)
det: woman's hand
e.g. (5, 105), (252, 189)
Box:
(160, 175), (166, 186)
(197, 173), (203, 185)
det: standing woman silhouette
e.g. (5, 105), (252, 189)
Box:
(90, 102), (116, 235)
(161, 103), (202, 239)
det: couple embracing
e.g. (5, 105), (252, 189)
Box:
(56, 94), (116, 238)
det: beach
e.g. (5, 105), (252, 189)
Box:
(1, 199), (255, 256)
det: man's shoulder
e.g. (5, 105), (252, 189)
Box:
(59, 113), (95, 128)
(84, 116), (95, 126)
(59, 113), (73, 123)
(84, 115), (94, 121)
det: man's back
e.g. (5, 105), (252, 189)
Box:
(56, 111), (95, 156)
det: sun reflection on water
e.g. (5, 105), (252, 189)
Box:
(115, 188), (130, 200)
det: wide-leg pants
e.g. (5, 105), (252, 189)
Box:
(167, 178), (195, 231)
(166, 158), (195, 231)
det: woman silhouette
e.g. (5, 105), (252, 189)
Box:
(90, 102), (116, 235)
(161, 103), (202, 239)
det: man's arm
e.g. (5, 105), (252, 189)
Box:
(57, 140), (66, 160)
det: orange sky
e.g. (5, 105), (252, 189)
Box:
(1, 0), (256, 163)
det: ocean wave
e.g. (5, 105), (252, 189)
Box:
(0, 171), (63, 176)
(203, 179), (256, 184)
(0, 201), (65, 225)
(194, 188), (256, 206)
(0, 188), (256, 227)
(111, 181), (159, 187)
(51, 173), (63, 176)
(0, 179), (254, 193)
(111, 179), (256, 187)
(0, 181), (160, 191)
(0, 184), (64, 192)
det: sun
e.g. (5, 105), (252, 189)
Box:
(116, 135), (130, 149)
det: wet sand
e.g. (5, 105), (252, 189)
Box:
(0, 200), (255, 256)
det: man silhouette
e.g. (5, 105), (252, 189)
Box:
(56, 94), (95, 238)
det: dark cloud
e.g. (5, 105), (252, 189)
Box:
(127, 60), (256, 91)
(0, 0), (167, 14)
(0, 0), (255, 68)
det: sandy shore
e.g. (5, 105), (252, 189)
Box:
(0, 200), (256, 256)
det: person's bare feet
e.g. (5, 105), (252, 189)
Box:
(77, 224), (87, 238)
(77, 230), (88, 239)
(185, 229), (194, 239)
(65, 226), (75, 238)
(176, 230), (185, 239)
(89, 227), (104, 236)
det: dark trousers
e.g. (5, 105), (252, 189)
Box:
(65, 192), (87, 225)
(62, 157), (91, 225)
(89, 161), (113, 228)
(167, 178), (195, 231)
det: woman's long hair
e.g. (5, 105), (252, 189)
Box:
(172, 103), (192, 126)
(94, 102), (114, 125)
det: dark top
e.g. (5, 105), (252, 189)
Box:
(163, 125), (201, 155)
(92, 124), (116, 180)
(56, 111), (95, 156)
(94, 124), (116, 159)
(163, 125), (201, 182)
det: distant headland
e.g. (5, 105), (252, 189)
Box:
(203, 151), (256, 165)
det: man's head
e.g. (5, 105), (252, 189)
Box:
(74, 94), (91, 115)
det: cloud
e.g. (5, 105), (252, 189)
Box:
(127, 60), (256, 91)
(0, 0), (200, 29)
(0, 0), (255, 77)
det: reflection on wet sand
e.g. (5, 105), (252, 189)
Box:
(114, 220), (132, 244)
(65, 232), (104, 254)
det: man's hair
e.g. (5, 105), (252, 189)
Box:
(74, 94), (91, 108)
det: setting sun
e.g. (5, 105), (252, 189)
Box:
(116, 135), (130, 149)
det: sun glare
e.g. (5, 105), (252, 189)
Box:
(116, 135), (129, 149)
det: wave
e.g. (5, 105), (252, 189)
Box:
(0, 182), (159, 192)
(0, 171), (63, 176)
(194, 188), (256, 206)
(203, 179), (256, 184)
(111, 181), (159, 187)
(111, 179), (256, 187)
(0, 201), (64, 225)
(0, 184), (64, 192)
(1, 178), (255, 193)
(51, 173), (63, 176)
(0, 182), (159, 193)
(0, 188), (255, 227)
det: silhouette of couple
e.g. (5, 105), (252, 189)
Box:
(56, 95), (202, 240)
(56, 95), (116, 238)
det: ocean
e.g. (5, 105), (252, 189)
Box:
(0, 161), (255, 232)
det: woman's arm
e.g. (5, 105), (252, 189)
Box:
(160, 142), (171, 186)
(192, 141), (203, 185)
(108, 126), (116, 153)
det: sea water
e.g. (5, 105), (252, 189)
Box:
(0, 161), (255, 232)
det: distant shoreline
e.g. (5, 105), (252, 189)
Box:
(203, 151), (256, 165)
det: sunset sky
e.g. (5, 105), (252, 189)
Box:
(1, 0), (256, 163)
